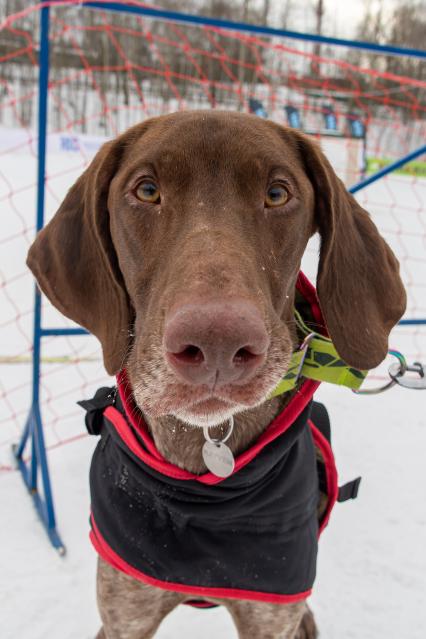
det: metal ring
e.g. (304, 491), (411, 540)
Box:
(203, 416), (234, 445)
(352, 349), (407, 395)
(388, 349), (408, 376)
(389, 359), (426, 390)
(352, 377), (397, 395)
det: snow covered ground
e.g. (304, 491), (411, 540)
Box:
(1, 137), (425, 638)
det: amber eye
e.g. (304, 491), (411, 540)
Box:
(265, 184), (290, 207)
(135, 180), (160, 203)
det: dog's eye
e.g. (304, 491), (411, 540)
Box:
(265, 184), (290, 208)
(135, 180), (160, 204)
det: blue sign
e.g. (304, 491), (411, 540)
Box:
(285, 106), (301, 128)
(249, 98), (268, 118)
(60, 136), (80, 152)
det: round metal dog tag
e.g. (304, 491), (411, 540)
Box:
(202, 441), (235, 478)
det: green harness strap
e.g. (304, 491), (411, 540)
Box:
(269, 311), (367, 398)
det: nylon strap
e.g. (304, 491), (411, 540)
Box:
(338, 477), (362, 502)
(269, 311), (368, 398)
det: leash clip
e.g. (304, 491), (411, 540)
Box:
(296, 332), (315, 380)
(354, 350), (426, 395)
(389, 360), (426, 390)
(353, 350), (406, 395)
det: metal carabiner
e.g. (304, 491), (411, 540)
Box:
(389, 360), (426, 390)
(295, 332), (315, 379)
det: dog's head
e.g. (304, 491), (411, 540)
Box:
(27, 111), (406, 427)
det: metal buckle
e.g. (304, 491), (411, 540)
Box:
(389, 360), (426, 390)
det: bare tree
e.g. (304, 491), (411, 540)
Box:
(311, 0), (324, 74)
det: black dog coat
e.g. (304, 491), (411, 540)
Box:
(82, 274), (356, 605)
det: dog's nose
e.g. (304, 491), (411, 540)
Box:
(163, 300), (269, 386)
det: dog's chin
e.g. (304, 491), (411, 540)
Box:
(170, 399), (242, 428)
(134, 359), (291, 426)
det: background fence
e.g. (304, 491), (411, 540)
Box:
(0, 0), (425, 547)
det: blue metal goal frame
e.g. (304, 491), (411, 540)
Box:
(14, 1), (426, 553)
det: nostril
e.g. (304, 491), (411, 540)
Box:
(171, 345), (205, 365)
(233, 347), (262, 366)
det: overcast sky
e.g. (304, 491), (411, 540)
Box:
(262, 0), (400, 40)
(316, 0), (398, 38)
(319, 0), (367, 37)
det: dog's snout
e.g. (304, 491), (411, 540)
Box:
(163, 300), (269, 386)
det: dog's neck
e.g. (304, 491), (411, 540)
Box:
(141, 393), (291, 474)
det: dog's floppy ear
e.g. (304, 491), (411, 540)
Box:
(27, 134), (136, 375)
(295, 133), (406, 370)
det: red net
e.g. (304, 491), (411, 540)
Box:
(1, 1), (425, 470)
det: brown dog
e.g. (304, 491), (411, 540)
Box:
(27, 111), (406, 639)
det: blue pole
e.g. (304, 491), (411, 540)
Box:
(32, 1), (50, 422)
(15, 5), (65, 554)
(16, 6), (50, 455)
(398, 319), (426, 326)
(349, 144), (426, 194)
(32, 4), (51, 405)
(35, 6), (50, 234)
(81, 2), (426, 59)
(41, 327), (89, 336)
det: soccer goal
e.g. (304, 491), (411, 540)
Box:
(0, 0), (425, 549)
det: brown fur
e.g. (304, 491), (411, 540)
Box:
(27, 111), (406, 637)
(96, 558), (307, 639)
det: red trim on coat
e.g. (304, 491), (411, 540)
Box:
(184, 601), (218, 608)
(106, 376), (320, 486)
(309, 420), (339, 534)
(90, 515), (311, 605)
